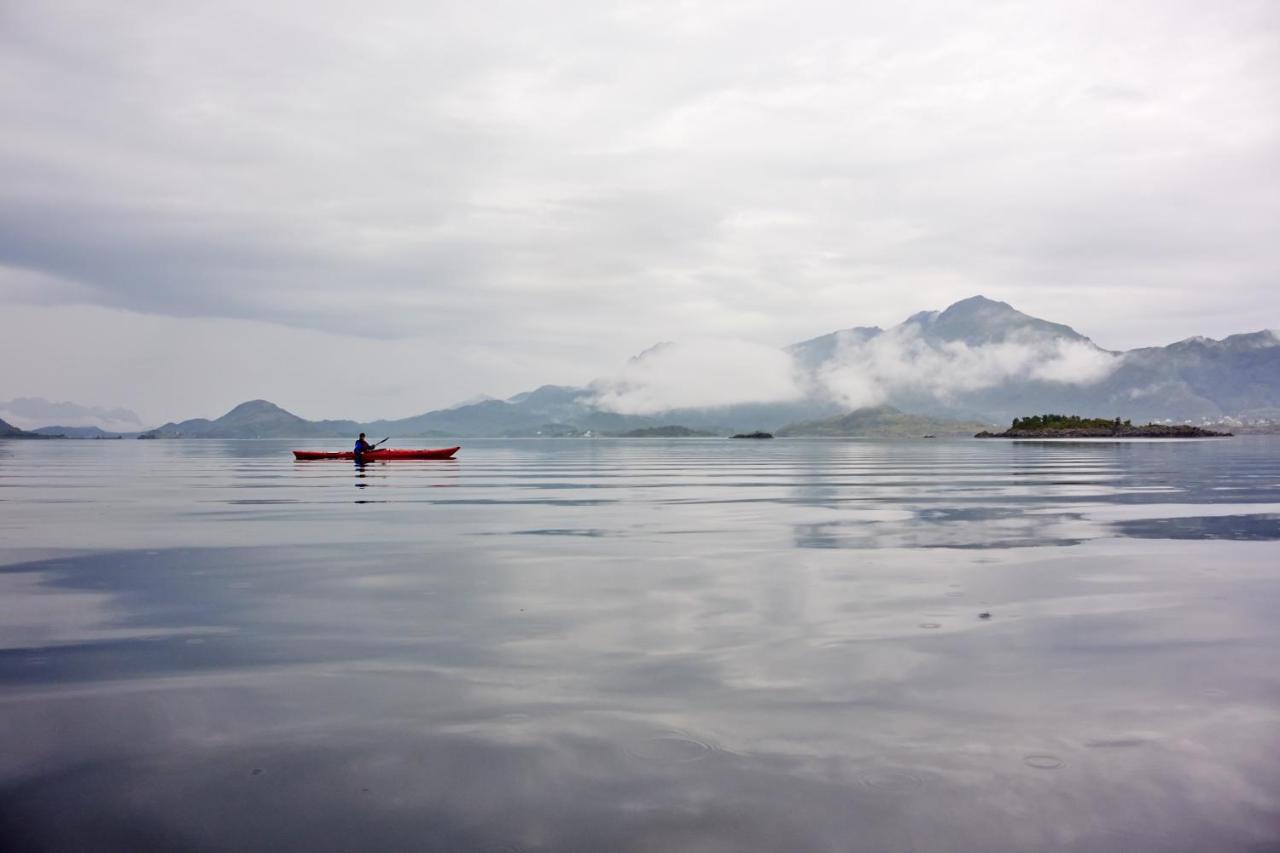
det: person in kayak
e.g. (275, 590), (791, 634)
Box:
(353, 433), (376, 461)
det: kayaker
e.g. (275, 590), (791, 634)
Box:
(353, 433), (375, 461)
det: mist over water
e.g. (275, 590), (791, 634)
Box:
(1, 437), (1278, 852)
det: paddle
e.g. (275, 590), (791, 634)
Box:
(372, 437), (390, 448)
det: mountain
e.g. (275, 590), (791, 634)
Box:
(0, 417), (49, 439)
(1094, 331), (1280, 420)
(777, 406), (995, 437)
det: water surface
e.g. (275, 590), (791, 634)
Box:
(1, 437), (1278, 851)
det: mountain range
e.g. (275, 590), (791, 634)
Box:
(9, 296), (1278, 438)
(0, 398), (146, 433)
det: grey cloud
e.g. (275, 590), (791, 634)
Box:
(1, 0), (1277, 416)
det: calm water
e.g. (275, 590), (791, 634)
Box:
(1, 437), (1278, 852)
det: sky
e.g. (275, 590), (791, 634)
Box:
(1, 0), (1277, 424)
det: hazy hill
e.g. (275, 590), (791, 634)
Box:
(0, 417), (48, 439)
(31, 425), (134, 438)
(777, 406), (994, 437)
(153, 400), (362, 438)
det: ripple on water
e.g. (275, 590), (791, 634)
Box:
(1023, 754), (1065, 770)
(860, 769), (924, 792)
(624, 731), (717, 764)
(918, 623), (941, 629)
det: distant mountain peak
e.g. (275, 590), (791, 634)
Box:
(949, 294), (1009, 309)
(1168, 330), (1280, 352)
(0, 417), (31, 437)
(910, 295), (1090, 345)
(224, 399), (290, 416)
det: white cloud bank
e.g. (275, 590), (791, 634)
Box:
(592, 329), (1120, 415)
(820, 328), (1119, 409)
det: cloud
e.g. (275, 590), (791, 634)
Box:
(591, 339), (805, 414)
(817, 327), (1120, 410)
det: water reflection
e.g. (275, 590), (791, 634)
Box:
(1113, 514), (1280, 541)
(0, 438), (1277, 851)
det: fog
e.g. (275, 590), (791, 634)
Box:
(591, 326), (1120, 416)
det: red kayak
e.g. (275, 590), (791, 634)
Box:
(293, 446), (460, 461)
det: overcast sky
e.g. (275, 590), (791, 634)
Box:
(1, 0), (1277, 423)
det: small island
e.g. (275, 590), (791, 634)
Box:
(976, 414), (1232, 439)
(731, 431), (774, 439)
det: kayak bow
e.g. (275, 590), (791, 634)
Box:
(292, 446), (460, 461)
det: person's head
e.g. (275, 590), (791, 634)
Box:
(358, 433), (366, 440)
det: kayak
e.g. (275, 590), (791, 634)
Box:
(293, 446), (460, 461)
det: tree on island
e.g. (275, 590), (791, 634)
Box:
(1008, 414), (1131, 431)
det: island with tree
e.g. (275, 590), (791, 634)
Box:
(976, 414), (1232, 438)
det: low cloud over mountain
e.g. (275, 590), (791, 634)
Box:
(810, 298), (1121, 411)
(30, 297), (1280, 437)
(591, 296), (1125, 419)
